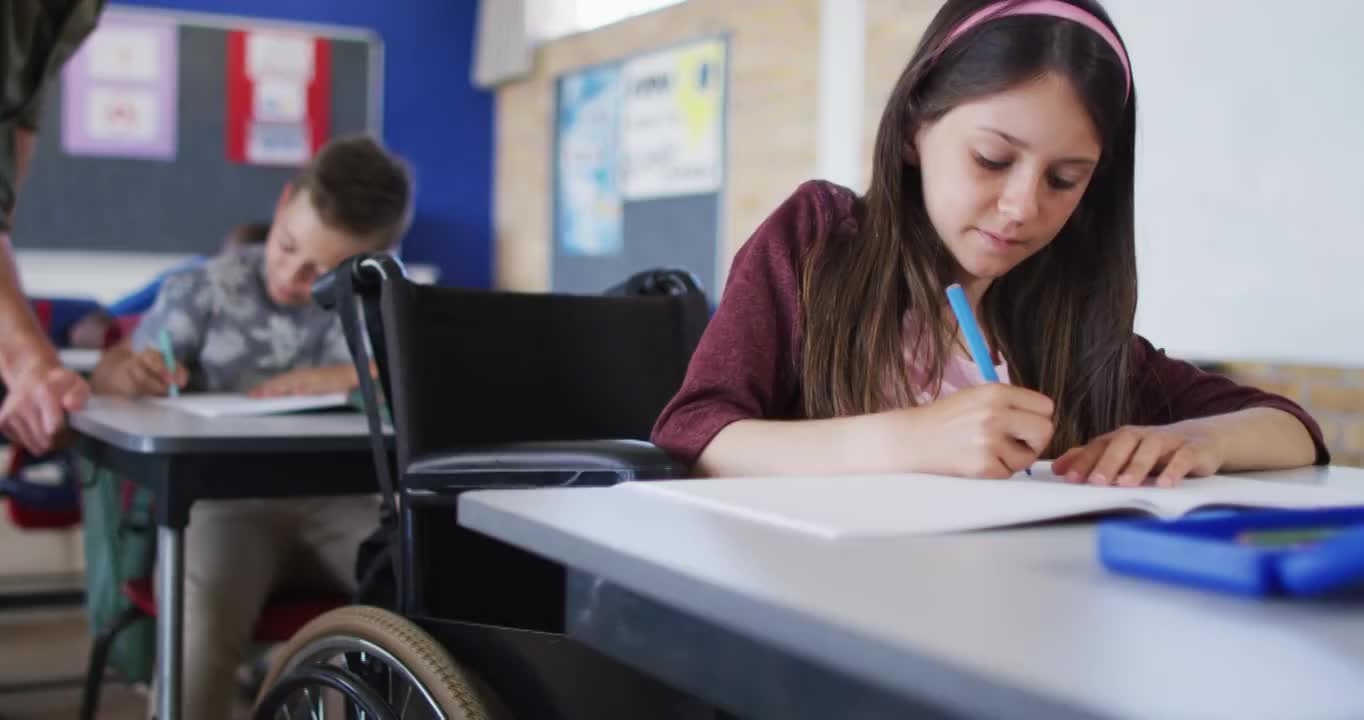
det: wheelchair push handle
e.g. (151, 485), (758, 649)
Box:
(605, 268), (704, 298)
(311, 253), (408, 310)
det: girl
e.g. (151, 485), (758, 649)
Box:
(652, 0), (1327, 486)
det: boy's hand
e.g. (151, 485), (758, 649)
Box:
(93, 346), (187, 398)
(1052, 423), (1224, 488)
(249, 366), (356, 398)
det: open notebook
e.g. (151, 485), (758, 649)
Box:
(622, 464), (1364, 539)
(149, 392), (351, 419)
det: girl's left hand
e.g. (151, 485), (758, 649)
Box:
(249, 366), (354, 398)
(1052, 423), (1225, 487)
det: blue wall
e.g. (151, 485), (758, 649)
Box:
(115, 0), (494, 288)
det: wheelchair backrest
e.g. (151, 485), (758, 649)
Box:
(351, 262), (707, 477)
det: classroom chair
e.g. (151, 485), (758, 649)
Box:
(0, 450), (81, 529)
(29, 296), (108, 347)
(0, 298), (109, 539)
(251, 254), (719, 719)
(0, 298), (96, 516)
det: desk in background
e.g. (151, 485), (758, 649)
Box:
(70, 397), (386, 720)
(461, 466), (1364, 720)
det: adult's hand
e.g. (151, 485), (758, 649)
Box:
(0, 360), (89, 455)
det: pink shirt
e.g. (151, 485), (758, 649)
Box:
(909, 351), (1010, 406)
(899, 312), (1010, 407)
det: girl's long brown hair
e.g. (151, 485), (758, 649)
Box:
(800, 0), (1137, 455)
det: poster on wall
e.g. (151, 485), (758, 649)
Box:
(619, 38), (726, 199)
(62, 13), (178, 160)
(225, 29), (331, 166)
(555, 64), (624, 257)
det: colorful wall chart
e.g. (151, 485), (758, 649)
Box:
(62, 12), (178, 160)
(556, 64), (623, 257)
(554, 37), (727, 261)
(226, 29), (332, 166)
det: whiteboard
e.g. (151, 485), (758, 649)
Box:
(1103, 0), (1364, 366)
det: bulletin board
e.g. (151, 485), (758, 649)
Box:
(12, 7), (382, 255)
(552, 35), (728, 299)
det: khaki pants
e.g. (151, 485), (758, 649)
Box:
(152, 495), (379, 720)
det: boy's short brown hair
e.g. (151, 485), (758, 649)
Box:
(293, 135), (413, 248)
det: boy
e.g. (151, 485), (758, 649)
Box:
(91, 135), (411, 719)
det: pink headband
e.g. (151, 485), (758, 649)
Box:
(935, 0), (1132, 101)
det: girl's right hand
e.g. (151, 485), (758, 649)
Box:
(891, 384), (1055, 478)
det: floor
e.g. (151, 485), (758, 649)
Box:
(0, 605), (146, 720)
(0, 573), (269, 720)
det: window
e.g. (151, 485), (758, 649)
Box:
(528, 0), (687, 42)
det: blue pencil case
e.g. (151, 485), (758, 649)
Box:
(1097, 507), (1364, 596)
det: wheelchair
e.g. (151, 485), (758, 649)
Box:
(252, 254), (721, 719)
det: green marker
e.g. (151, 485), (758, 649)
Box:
(157, 329), (180, 398)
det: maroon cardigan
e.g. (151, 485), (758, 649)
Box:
(652, 180), (1329, 468)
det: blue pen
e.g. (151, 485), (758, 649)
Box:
(157, 329), (180, 398)
(945, 283), (1031, 475)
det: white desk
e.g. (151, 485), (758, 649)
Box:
(461, 466), (1364, 720)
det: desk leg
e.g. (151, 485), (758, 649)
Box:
(156, 526), (184, 720)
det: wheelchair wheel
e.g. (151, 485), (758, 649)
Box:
(254, 605), (506, 720)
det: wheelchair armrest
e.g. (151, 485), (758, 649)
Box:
(404, 439), (685, 490)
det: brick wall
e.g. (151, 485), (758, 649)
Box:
(863, 0), (941, 190)
(1217, 364), (1364, 468)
